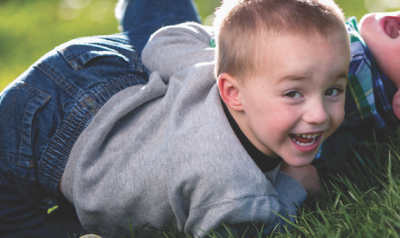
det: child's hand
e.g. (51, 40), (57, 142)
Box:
(280, 161), (321, 199)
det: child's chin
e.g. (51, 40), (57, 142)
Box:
(285, 156), (315, 168)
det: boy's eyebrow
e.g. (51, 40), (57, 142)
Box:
(277, 72), (349, 84)
(332, 72), (349, 82)
(276, 75), (307, 84)
(337, 72), (348, 79)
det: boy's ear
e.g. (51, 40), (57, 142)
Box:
(218, 73), (244, 111)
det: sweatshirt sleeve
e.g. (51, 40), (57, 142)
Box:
(141, 22), (215, 79)
(184, 169), (307, 237)
(272, 171), (308, 231)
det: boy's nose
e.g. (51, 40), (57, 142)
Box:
(303, 99), (329, 125)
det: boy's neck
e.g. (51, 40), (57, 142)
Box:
(221, 100), (281, 172)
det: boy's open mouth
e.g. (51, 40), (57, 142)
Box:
(289, 132), (322, 147)
(384, 17), (400, 39)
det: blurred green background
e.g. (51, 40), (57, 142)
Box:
(1, 0), (399, 91)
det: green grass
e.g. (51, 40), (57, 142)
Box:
(240, 130), (400, 238)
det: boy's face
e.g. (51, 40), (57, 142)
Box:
(236, 35), (350, 167)
(359, 11), (400, 88)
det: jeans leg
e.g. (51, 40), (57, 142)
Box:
(118, 0), (202, 53)
(116, 0), (201, 32)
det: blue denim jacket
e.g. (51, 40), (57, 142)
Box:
(0, 0), (200, 235)
(0, 32), (148, 234)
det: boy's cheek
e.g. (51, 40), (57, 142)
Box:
(359, 12), (380, 42)
(336, 108), (345, 128)
(328, 103), (345, 133)
(337, 105), (345, 124)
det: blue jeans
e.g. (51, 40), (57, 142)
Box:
(0, 0), (200, 236)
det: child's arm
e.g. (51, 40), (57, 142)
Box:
(280, 161), (322, 199)
(183, 164), (308, 237)
(142, 22), (215, 79)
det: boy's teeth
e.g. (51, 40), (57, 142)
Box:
(291, 132), (322, 147)
(291, 137), (317, 147)
(296, 132), (321, 138)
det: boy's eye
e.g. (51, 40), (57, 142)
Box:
(325, 87), (342, 96)
(285, 91), (302, 98)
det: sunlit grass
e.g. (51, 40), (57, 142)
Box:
(0, 0), (120, 90)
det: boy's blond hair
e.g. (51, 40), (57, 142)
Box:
(213, 0), (348, 81)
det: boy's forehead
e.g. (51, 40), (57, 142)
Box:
(255, 31), (349, 61)
(251, 33), (350, 81)
(255, 27), (348, 50)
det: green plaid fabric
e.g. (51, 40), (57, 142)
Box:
(345, 17), (381, 125)
(209, 38), (216, 48)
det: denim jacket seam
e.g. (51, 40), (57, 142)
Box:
(2, 85), (23, 141)
(1, 84), (49, 168)
(65, 48), (138, 61)
(61, 44), (139, 71)
(39, 95), (97, 179)
(48, 103), (97, 184)
(62, 36), (139, 57)
(50, 75), (141, 176)
(91, 37), (140, 58)
(106, 46), (139, 60)
(50, 107), (96, 191)
(1, 82), (49, 142)
(0, 151), (35, 168)
(18, 93), (44, 157)
(36, 63), (84, 101)
(39, 76), (129, 177)
(43, 75), (144, 191)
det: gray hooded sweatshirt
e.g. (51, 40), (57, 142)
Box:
(62, 22), (307, 237)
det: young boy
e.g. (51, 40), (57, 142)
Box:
(0, 0), (349, 237)
(173, 6), (400, 164)
(62, 2), (396, 235)
(125, 5), (400, 236)
(59, 0), (349, 237)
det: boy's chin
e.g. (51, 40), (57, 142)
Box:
(283, 155), (316, 168)
(392, 90), (400, 120)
